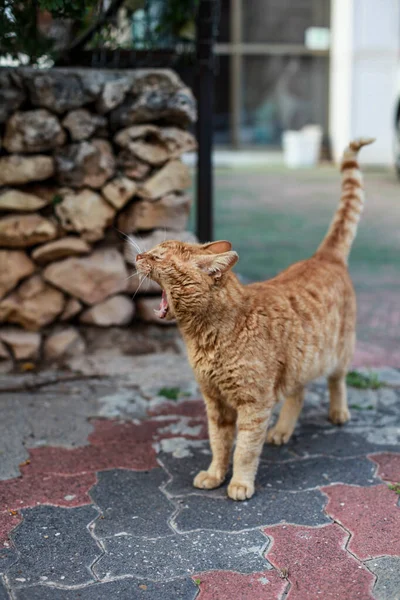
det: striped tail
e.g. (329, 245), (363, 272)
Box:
(316, 137), (375, 263)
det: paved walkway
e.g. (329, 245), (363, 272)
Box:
(0, 354), (399, 599)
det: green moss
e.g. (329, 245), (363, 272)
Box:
(346, 370), (382, 390)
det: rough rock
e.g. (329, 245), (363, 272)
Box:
(117, 150), (151, 180)
(3, 109), (66, 153)
(118, 193), (190, 233)
(126, 141), (169, 166)
(0, 328), (41, 360)
(43, 248), (128, 305)
(21, 184), (72, 204)
(0, 71), (26, 124)
(60, 297), (83, 321)
(136, 297), (175, 326)
(102, 176), (137, 210)
(44, 327), (85, 362)
(24, 70), (92, 114)
(55, 139), (115, 189)
(0, 189), (48, 212)
(0, 275), (65, 330)
(80, 295), (135, 326)
(55, 189), (115, 242)
(115, 125), (196, 158)
(0, 340), (10, 360)
(62, 109), (107, 141)
(31, 237), (91, 264)
(0, 250), (35, 300)
(0, 214), (57, 248)
(138, 160), (191, 199)
(124, 229), (198, 265)
(96, 77), (130, 113)
(0, 155), (54, 186)
(110, 71), (196, 129)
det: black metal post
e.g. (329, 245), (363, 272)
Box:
(195, 0), (218, 242)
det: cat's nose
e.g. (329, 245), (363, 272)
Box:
(136, 253), (144, 262)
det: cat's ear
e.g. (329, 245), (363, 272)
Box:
(202, 240), (232, 254)
(196, 251), (238, 277)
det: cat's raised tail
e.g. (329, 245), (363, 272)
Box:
(316, 137), (375, 263)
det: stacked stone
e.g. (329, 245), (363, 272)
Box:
(0, 68), (196, 365)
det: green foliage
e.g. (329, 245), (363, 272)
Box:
(0, 0), (197, 64)
(158, 387), (181, 401)
(346, 370), (383, 390)
(388, 483), (400, 495)
(194, 579), (201, 586)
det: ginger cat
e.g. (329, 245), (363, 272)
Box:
(135, 138), (374, 501)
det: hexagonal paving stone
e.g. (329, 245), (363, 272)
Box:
(264, 523), (375, 600)
(90, 469), (174, 538)
(365, 556), (400, 600)
(94, 530), (270, 580)
(173, 488), (330, 532)
(14, 578), (198, 600)
(7, 506), (101, 588)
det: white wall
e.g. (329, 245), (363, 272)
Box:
(330, 0), (400, 165)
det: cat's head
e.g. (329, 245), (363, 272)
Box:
(135, 240), (238, 321)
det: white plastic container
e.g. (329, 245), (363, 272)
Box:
(282, 125), (323, 168)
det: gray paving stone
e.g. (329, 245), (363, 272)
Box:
(174, 488), (330, 532)
(365, 556), (400, 600)
(94, 530), (269, 580)
(257, 455), (377, 490)
(91, 469), (175, 538)
(15, 578), (198, 600)
(0, 549), (18, 573)
(7, 506), (101, 588)
(162, 446), (376, 499)
(0, 579), (10, 600)
(284, 425), (399, 458)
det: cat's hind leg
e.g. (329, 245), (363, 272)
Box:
(267, 388), (304, 445)
(193, 393), (236, 490)
(328, 372), (350, 424)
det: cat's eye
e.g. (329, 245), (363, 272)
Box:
(152, 255), (162, 261)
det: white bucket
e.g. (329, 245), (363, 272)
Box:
(282, 125), (323, 168)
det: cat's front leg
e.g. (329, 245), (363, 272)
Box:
(193, 394), (236, 490)
(228, 402), (271, 501)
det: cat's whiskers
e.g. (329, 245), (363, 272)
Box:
(131, 273), (149, 300)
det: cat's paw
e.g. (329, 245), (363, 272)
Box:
(227, 479), (255, 501)
(193, 470), (223, 490)
(329, 408), (351, 425)
(266, 425), (293, 445)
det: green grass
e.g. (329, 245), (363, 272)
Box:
(388, 483), (400, 495)
(346, 370), (383, 390)
(158, 387), (181, 401)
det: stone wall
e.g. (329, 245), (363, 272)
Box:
(0, 68), (197, 366)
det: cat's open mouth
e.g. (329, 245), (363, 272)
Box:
(154, 290), (169, 319)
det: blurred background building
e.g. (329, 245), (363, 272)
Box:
(207, 0), (399, 167)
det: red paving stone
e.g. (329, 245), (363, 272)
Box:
(148, 399), (206, 419)
(264, 523), (375, 600)
(353, 341), (400, 369)
(0, 472), (96, 544)
(322, 484), (400, 560)
(25, 441), (157, 475)
(369, 453), (400, 482)
(0, 512), (21, 547)
(0, 472), (96, 511)
(195, 570), (287, 600)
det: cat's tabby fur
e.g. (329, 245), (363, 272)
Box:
(136, 138), (374, 500)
